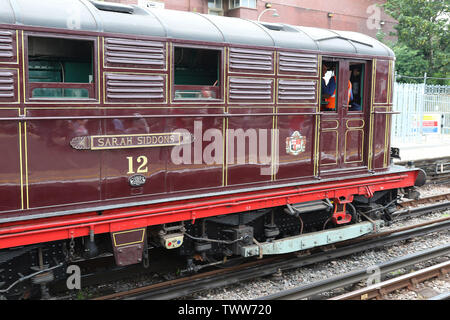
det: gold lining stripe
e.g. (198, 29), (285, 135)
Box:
(112, 228), (146, 247)
(321, 119), (339, 130)
(22, 31), (25, 104)
(314, 114), (319, 176)
(98, 36), (101, 104)
(372, 59), (390, 105)
(344, 129), (364, 163)
(314, 55), (322, 176)
(368, 59), (376, 169)
(319, 129), (339, 166)
(272, 106), (277, 180)
(383, 114), (390, 167)
(275, 105), (316, 109)
(24, 122), (29, 209)
(225, 117), (228, 186)
(223, 46), (226, 101)
(275, 51), (279, 76)
(388, 61), (394, 104)
(222, 117), (225, 186)
(18, 122), (23, 210)
(346, 119), (365, 129)
(25, 99), (100, 105)
(23, 106), (226, 110)
(169, 42), (172, 104)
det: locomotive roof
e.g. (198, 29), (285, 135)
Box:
(0, 0), (394, 58)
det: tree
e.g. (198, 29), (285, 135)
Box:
(382, 0), (449, 84)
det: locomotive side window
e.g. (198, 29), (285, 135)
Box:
(320, 61), (338, 112)
(349, 63), (365, 112)
(27, 36), (94, 99)
(173, 46), (221, 101)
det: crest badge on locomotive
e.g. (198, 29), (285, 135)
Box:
(285, 131), (306, 156)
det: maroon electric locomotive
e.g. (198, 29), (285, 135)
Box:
(0, 0), (424, 298)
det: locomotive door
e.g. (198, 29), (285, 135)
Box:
(318, 58), (370, 176)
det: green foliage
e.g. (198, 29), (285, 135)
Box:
(382, 0), (449, 84)
(393, 45), (430, 83)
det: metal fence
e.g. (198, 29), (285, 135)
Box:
(391, 82), (450, 145)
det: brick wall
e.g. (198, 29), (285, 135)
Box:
(102, 0), (396, 41)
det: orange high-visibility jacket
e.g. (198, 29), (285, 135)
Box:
(324, 78), (352, 110)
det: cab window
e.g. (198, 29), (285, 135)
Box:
(173, 46), (221, 101)
(28, 36), (94, 99)
(320, 61), (338, 112)
(349, 63), (365, 112)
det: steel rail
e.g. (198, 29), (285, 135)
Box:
(397, 193), (450, 208)
(257, 242), (450, 300)
(329, 260), (450, 300)
(94, 217), (450, 300)
(428, 292), (450, 300)
(392, 200), (450, 220)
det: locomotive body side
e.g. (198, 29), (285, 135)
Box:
(0, 0), (424, 298)
(0, 2), (402, 222)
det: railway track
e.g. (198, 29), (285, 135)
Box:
(394, 193), (450, 220)
(91, 204), (450, 300)
(44, 193), (448, 300)
(64, 193), (449, 298)
(258, 243), (450, 300)
(329, 259), (449, 300)
(395, 157), (450, 185)
(398, 193), (450, 208)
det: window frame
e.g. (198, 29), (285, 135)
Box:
(208, 0), (223, 10)
(171, 43), (224, 103)
(229, 0), (257, 9)
(348, 61), (367, 114)
(321, 60), (339, 113)
(208, 9), (224, 16)
(25, 32), (99, 103)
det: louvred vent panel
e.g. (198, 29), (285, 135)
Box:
(278, 52), (318, 76)
(229, 47), (274, 74)
(278, 79), (316, 103)
(229, 77), (273, 103)
(104, 38), (166, 69)
(105, 73), (165, 103)
(0, 30), (16, 64)
(0, 70), (17, 102)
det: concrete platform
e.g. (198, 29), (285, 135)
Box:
(392, 135), (450, 163)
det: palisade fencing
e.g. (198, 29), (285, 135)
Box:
(391, 82), (450, 145)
